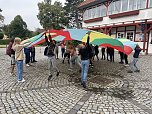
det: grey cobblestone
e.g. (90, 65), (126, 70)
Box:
(0, 47), (152, 114)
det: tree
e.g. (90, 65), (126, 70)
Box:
(0, 30), (4, 39)
(0, 8), (4, 29)
(64, 0), (84, 29)
(37, 1), (68, 30)
(6, 15), (32, 38)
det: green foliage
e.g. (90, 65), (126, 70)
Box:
(0, 39), (10, 45)
(37, 1), (68, 30)
(0, 31), (4, 39)
(2, 15), (32, 39)
(64, 0), (84, 28)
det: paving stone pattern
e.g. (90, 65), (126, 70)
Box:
(0, 47), (152, 114)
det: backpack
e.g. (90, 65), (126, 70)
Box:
(6, 42), (13, 57)
(44, 46), (48, 56)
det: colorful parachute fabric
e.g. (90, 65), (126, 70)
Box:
(116, 38), (137, 55)
(49, 29), (124, 52)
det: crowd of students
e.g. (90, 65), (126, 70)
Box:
(6, 35), (142, 88)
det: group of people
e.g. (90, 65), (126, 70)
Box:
(6, 34), (142, 88)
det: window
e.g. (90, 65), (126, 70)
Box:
(114, 1), (121, 14)
(122, 0), (128, 12)
(150, 0), (152, 7)
(100, 5), (106, 17)
(126, 31), (134, 41)
(129, 0), (137, 11)
(108, 2), (114, 15)
(137, 0), (146, 9)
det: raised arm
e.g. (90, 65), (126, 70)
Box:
(45, 33), (50, 46)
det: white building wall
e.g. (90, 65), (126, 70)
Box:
(82, 8), (152, 27)
(149, 31), (152, 53)
(82, 8), (152, 54)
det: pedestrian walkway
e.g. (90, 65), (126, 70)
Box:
(0, 47), (152, 114)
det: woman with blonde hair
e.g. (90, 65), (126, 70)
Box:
(12, 37), (31, 82)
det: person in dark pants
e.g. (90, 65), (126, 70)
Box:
(124, 54), (128, 65)
(61, 42), (65, 58)
(109, 47), (114, 62)
(30, 46), (37, 63)
(119, 51), (124, 64)
(24, 47), (31, 66)
(101, 47), (106, 60)
(106, 47), (110, 61)
(88, 44), (94, 67)
(94, 45), (99, 60)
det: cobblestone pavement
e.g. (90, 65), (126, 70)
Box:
(0, 47), (152, 114)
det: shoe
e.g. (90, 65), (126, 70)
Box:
(33, 60), (37, 62)
(48, 75), (52, 81)
(119, 62), (124, 64)
(124, 64), (129, 66)
(135, 70), (140, 72)
(79, 69), (81, 73)
(26, 64), (30, 67)
(56, 72), (60, 76)
(18, 78), (25, 82)
(82, 81), (86, 88)
(62, 60), (64, 64)
(128, 71), (133, 73)
(68, 68), (73, 71)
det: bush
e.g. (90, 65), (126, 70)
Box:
(0, 32), (4, 39)
(0, 39), (10, 45)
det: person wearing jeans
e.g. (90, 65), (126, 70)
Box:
(81, 60), (89, 83)
(128, 45), (142, 73)
(79, 35), (90, 88)
(12, 37), (31, 82)
(16, 60), (23, 81)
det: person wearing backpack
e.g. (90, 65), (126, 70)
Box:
(45, 33), (60, 81)
(6, 38), (15, 75)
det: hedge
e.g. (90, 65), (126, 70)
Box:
(0, 39), (10, 45)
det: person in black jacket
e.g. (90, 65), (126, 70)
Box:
(94, 45), (99, 60)
(45, 33), (60, 80)
(128, 45), (142, 73)
(79, 35), (90, 88)
(101, 47), (106, 60)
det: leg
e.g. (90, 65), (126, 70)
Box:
(133, 58), (139, 71)
(16, 60), (23, 81)
(81, 61), (85, 82)
(124, 54), (128, 64)
(51, 56), (59, 76)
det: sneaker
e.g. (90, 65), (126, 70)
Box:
(82, 81), (87, 88)
(135, 70), (140, 72)
(18, 78), (25, 82)
(33, 60), (37, 62)
(26, 64), (30, 67)
(128, 71), (133, 73)
(68, 68), (73, 71)
(48, 75), (52, 81)
(56, 72), (60, 76)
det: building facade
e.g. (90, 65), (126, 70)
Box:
(79, 0), (152, 54)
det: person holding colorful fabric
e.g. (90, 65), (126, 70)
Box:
(128, 44), (142, 73)
(45, 34), (60, 81)
(12, 37), (31, 82)
(79, 35), (90, 88)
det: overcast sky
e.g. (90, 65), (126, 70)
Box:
(0, 0), (66, 31)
